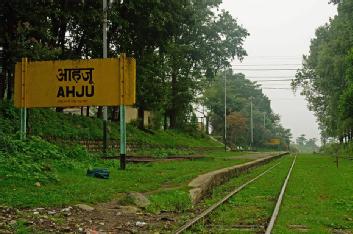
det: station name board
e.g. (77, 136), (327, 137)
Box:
(14, 56), (135, 108)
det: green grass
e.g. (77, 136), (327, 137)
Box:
(0, 154), (250, 208)
(147, 189), (193, 213)
(273, 154), (353, 233)
(0, 101), (256, 210)
(1, 101), (281, 215)
(0, 101), (222, 149)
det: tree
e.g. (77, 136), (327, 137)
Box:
(162, 3), (248, 129)
(0, 0), (249, 134)
(0, 0), (61, 99)
(226, 112), (247, 147)
(0, 0), (102, 100)
(306, 138), (319, 149)
(296, 134), (307, 146)
(293, 135), (319, 153)
(204, 70), (291, 148)
(293, 0), (353, 142)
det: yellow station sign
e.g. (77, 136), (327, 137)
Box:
(14, 55), (136, 108)
(268, 138), (281, 145)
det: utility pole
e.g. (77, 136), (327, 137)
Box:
(224, 71), (227, 152)
(250, 96), (254, 149)
(102, 0), (108, 156)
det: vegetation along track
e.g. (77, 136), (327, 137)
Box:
(175, 154), (297, 234)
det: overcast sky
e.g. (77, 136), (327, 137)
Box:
(220, 0), (337, 142)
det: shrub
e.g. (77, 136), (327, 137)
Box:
(0, 134), (92, 183)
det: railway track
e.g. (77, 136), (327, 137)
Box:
(175, 154), (297, 234)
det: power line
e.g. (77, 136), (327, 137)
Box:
(259, 85), (292, 87)
(233, 68), (298, 71)
(270, 99), (305, 101)
(252, 79), (293, 82)
(258, 84), (292, 86)
(244, 55), (302, 59)
(246, 76), (295, 78)
(261, 88), (293, 90)
(232, 64), (301, 67)
(257, 85), (292, 87)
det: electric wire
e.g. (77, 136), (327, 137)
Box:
(232, 68), (298, 71)
(245, 76), (296, 78)
(262, 88), (293, 90)
(232, 64), (301, 67)
(251, 79), (293, 82)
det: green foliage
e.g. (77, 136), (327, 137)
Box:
(160, 3), (248, 129)
(0, 133), (92, 183)
(293, 134), (320, 153)
(1, 0), (248, 130)
(29, 108), (108, 140)
(321, 141), (353, 157)
(0, 101), (20, 134)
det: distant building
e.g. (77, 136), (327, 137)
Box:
(63, 106), (153, 128)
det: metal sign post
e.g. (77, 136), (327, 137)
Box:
(20, 108), (27, 140)
(120, 54), (127, 170)
(20, 58), (27, 140)
(120, 105), (126, 170)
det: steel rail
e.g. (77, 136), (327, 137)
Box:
(265, 154), (297, 234)
(174, 161), (282, 234)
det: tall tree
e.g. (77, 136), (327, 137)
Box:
(293, 0), (353, 142)
(164, 5), (248, 129)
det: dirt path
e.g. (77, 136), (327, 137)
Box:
(0, 203), (178, 233)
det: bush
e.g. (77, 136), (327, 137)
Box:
(0, 100), (19, 134)
(0, 133), (92, 183)
(321, 142), (353, 157)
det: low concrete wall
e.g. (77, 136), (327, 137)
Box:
(45, 137), (224, 153)
(188, 152), (289, 204)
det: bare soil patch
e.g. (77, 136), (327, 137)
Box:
(0, 202), (179, 233)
